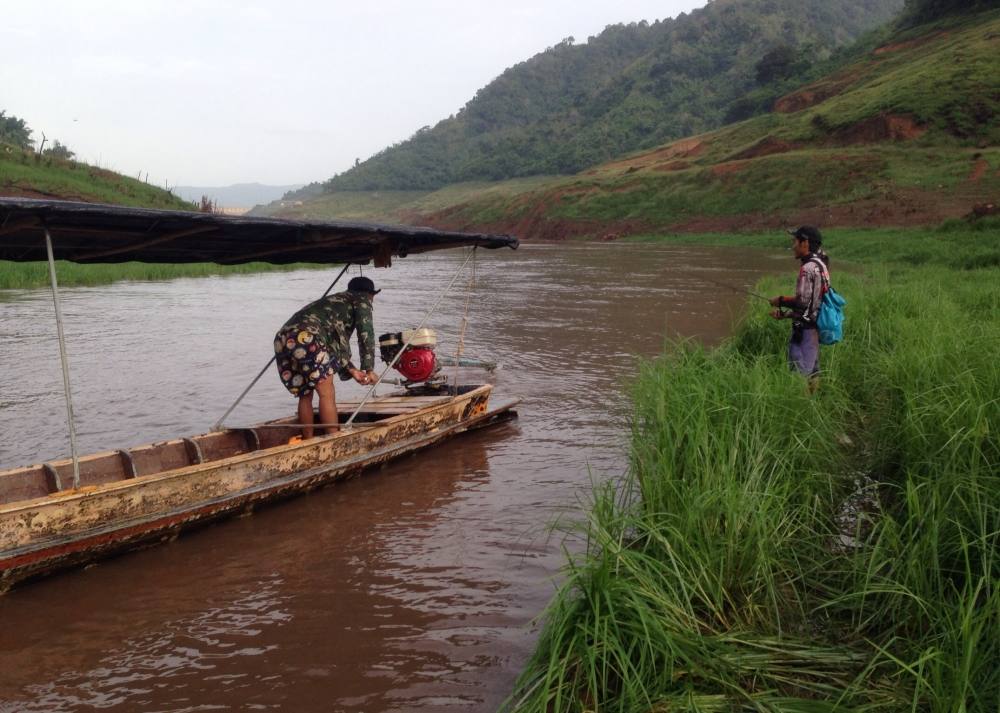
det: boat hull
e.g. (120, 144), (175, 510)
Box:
(0, 385), (517, 592)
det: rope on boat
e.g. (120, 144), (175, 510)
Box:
(211, 263), (352, 431)
(45, 226), (80, 489)
(452, 248), (476, 391)
(343, 247), (478, 429)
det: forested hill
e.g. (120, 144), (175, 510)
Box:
(321, 0), (903, 192)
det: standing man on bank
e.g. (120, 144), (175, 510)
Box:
(769, 225), (830, 378)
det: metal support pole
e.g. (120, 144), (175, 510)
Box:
(452, 249), (476, 392)
(212, 263), (352, 431)
(44, 228), (80, 489)
(344, 248), (477, 428)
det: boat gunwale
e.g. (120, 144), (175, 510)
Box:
(0, 384), (492, 515)
(0, 400), (520, 595)
(0, 398), (520, 565)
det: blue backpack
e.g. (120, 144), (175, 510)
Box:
(810, 257), (846, 345)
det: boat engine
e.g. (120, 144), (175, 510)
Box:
(378, 328), (439, 383)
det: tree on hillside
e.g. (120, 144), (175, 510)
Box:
(900, 0), (999, 24)
(755, 45), (810, 84)
(0, 111), (32, 149)
(43, 140), (75, 160)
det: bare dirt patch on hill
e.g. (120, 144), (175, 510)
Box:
(729, 137), (801, 160)
(873, 31), (949, 56)
(775, 71), (863, 113)
(660, 185), (993, 234)
(652, 160), (693, 172)
(968, 158), (990, 181)
(0, 185), (89, 202)
(711, 162), (746, 176)
(599, 137), (706, 174)
(832, 114), (927, 144)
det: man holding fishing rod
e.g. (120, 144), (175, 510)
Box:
(769, 225), (830, 378)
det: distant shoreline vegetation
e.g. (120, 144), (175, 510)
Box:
(625, 216), (1000, 270)
(4, 217), (995, 290)
(0, 260), (332, 290)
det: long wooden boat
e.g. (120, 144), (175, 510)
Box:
(0, 386), (519, 592)
(0, 198), (520, 592)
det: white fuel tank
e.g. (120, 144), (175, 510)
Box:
(401, 328), (437, 348)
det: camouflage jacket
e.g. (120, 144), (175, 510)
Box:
(282, 291), (375, 378)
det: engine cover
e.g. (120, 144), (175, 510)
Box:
(395, 346), (437, 382)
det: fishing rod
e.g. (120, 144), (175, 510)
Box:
(212, 263), (352, 431)
(698, 275), (771, 303)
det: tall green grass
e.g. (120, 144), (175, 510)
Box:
(508, 230), (999, 711)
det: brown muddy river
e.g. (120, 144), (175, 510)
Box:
(0, 243), (782, 712)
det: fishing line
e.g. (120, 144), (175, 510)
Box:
(683, 272), (771, 303)
(452, 247), (477, 391)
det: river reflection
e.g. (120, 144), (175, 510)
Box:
(0, 243), (782, 711)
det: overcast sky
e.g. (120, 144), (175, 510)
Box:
(3, 1), (708, 187)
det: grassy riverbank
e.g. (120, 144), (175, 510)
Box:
(509, 221), (999, 711)
(0, 150), (194, 209)
(0, 260), (332, 290)
(626, 216), (1000, 268)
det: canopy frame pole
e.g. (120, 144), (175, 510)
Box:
(44, 227), (79, 490)
(452, 248), (476, 392)
(212, 263), (352, 431)
(344, 247), (477, 429)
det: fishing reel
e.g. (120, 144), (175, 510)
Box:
(378, 329), (440, 383)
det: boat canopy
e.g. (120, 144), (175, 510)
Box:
(0, 198), (518, 265)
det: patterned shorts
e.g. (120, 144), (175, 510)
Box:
(274, 327), (339, 398)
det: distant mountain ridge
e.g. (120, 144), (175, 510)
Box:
(324, 0), (904, 192)
(263, 5), (1000, 239)
(173, 183), (303, 209)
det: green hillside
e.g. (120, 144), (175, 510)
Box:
(0, 146), (193, 209)
(0, 115), (319, 290)
(273, 7), (998, 239)
(315, 0), (902, 192)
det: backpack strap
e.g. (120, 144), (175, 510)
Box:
(808, 256), (831, 291)
(802, 256), (829, 324)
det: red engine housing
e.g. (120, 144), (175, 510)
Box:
(394, 346), (437, 382)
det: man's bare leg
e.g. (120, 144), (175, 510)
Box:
(297, 392), (316, 439)
(315, 376), (339, 434)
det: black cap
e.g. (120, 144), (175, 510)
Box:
(787, 225), (822, 246)
(347, 276), (381, 294)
